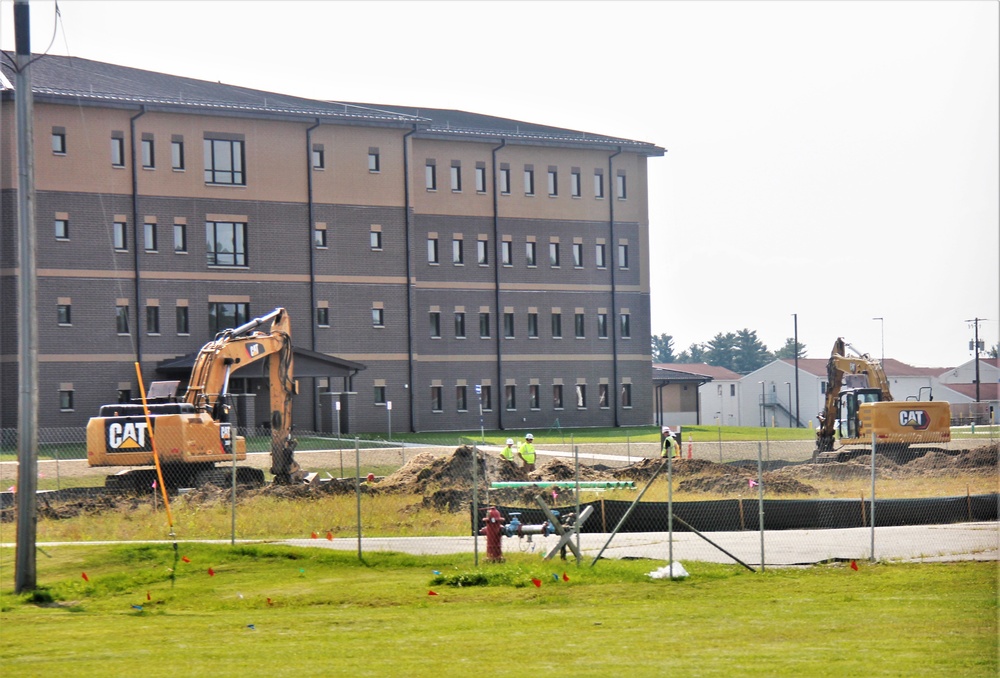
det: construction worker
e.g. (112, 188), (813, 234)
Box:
(518, 433), (536, 471)
(501, 438), (516, 462)
(661, 427), (680, 460)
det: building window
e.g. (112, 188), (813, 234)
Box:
(551, 312), (562, 339)
(176, 306), (189, 335)
(370, 228), (383, 250)
(374, 386), (386, 405)
(599, 384), (610, 409)
(59, 389), (74, 412)
(114, 221), (127, 250)
(117, 389), (132, 403)
(505, 385), (516, 411)
(372, 307), (385, 327)
(455, 312), (466, 338)
(171, 138), (185, 170)
(456, 385), (468, 412)
(452, 238), (464, 265)
(547, 169), (558, 196)
(431, 386), (443, 412)
(450, 162), (462, 192)
(553, 385), (564, 410)
(425, 161), (437, 190)
(571, 170), (581, 197)
(731, 384), (737, 397)
(312, 144), (325, 170)
(527, 312), (538, 338)
(209, 302), (249, 334)
(206, 221), (247, 266)
(526, 241), (537, 267)
(368, 148), (381, 172)
(594, 170), (604, 198)
(116, 305), (130, 334)
(57, 303), (71, 326)
(524, 167), (535, 195)
(620, 313), (631, 338)
(529, 385), (540, 410)
(479, 312), (490, 338)
(596, 243), (607, 268)
(475, 165), (487, 193)
(499, 167), (511, 195)
(549, 242), (560, 267)
(52, 128), (66, 154)
(144, 223), (157, 252)
(174, 224), (187, 253)
(315, 227), (327, 248)
(503, 312), (514, 339)
(430, 311), (441, 338)
(573, 243), (583, 268)
(146, 306), (160, 335)
(317, 307), (330, 327)
(501, 241), (513, 266)
(621, 383), (633, 408)
(576, 384), (587, 409)
(617, 173), (627, 199)
(141, 137), (155, 169)
(54, 218), (69, 240)
(618, 243), (629, 269)
(427, 236), (439, 264)
(204, 137), (245, 185)
(481, 384), (492, 411)
(477, 239), (488, 265)
(111, 136), (125, 167)
(575, 313), (585, 338)
(597, 313), (608, 339)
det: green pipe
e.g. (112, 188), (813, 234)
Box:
(490, 481), (635, 489)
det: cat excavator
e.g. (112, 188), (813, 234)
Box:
(86, 308), (306, 490)
(814, 338), (951, 462)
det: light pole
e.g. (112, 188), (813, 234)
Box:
(758, 381), (765, 427)
(872, 317), (884, 368)
(965, 318), (987, 403)
(793, 313), (800, 428)
(785, 382), (792, 427)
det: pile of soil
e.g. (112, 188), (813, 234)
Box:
(678, 472), (819, 496)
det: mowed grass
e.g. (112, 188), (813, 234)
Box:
(0, 543), (996, 677)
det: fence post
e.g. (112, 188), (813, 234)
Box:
(356, 437), (362, 562)
(667, 446), (674, 571)
(473, 442), (479, 568)
(870, 431), (876, 562)
(574, 436), (580, 566)
(757, 441), (765, 571)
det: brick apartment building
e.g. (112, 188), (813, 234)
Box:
(0, 54), (663, 434)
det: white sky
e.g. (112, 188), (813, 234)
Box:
(3, 0), (997, 368)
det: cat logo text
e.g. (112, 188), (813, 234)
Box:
(105, 419), (154, 453)
(898, 410), (930, 430)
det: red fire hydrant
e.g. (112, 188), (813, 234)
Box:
(479, 506), (506, 562)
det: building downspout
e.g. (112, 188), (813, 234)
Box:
(129, 106), (147, 362)
(491, 139), (506, 430)
(402, 125), (418, 431)
(305, 119), (320, 430)
(608, 147), (622, 427)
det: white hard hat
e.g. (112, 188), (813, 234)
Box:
(525, 433), (534, 440)
(506, 438), (514, 445)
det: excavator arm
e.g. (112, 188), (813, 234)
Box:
(816, 337), (891, 452)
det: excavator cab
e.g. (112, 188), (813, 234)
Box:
(837, 388), (883, 439)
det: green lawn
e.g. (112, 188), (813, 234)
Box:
(1, 544), (995, 677)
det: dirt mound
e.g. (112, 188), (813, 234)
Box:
(611, 457), (733, 482)
(529, 458), (614, 482)
(906, 451), (957, 472)
(678, 472), (818, 496)
(778, 461), (894, 482)
(953, 443), (999, 470)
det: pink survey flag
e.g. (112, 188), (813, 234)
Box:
(531, 578), (542, 588)
(748, 478), (758, 488)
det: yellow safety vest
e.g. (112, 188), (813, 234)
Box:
(502, 445), (515, 461)
(519, 442), (536, 463)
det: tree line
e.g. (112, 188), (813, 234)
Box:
(651, 330), (807, 375)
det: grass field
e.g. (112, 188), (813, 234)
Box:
(0, 543), (996, 677)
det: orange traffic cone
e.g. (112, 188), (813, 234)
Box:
(687, 435), (693, 459)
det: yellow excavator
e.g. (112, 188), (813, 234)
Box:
(86, 308), (304, 490)
(814, 338), (951, 462)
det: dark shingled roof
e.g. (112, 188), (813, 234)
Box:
(1, 53), (663, 154)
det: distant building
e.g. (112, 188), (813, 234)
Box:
(0, 54), (664, 434)
(652, 363), (740, 427)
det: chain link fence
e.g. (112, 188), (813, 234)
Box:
(1, 426), (996, 570)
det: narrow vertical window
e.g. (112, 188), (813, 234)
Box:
(621, 383), (633, 408)
(618, 243), (629, 269)
(499, 166), (511, 194)
(597, 313), (608, 339)
(114, 221), (128, 251)
(575, 313), (585, 338)
(529, 385), (540, 410)
(427, 236), (439, 263)
(454, 312), (466, 338)
(501, 240), (512, 266)
(594, 170), (604, 198)
(481, 385), (492, 411)
(174, 223), (187, 253)
(551, 312), (562, 338)
(599, 384), (610, 409)
(317, 307), (330, 327)
(368, 148), (381, 172)
(527, 312), (538, 338)
(146, 306), (160, 334)
(312, 144), (325, 169)
(144, 223), (157, 252)
(553, 385), (564, 409)
(549, 242), (560, 267)
(547, 168), (558, 196)
(370, 227), (383, 250)
(54, 218), (69, 240)
(141, 135), (155, 169)
(475, 164), (487, 193)
(524, 167), (535, 195)
(425, 161), (437, 190)
(479, 312), (490, 338)
(111, 135), (126, 167)
(503, 312), (514, 339)
(617, 172), (627, 199)
(372, 307), (385, 327)
(116, 305), (130, 334)
(430, 311), (441, 338)
(526, 241), (537, 267)
(59, 389), (74, 411)
(431, 386), (443, 412)
(57, 303), (72, 325)
(171, 136), (185, 170)
(571, 169), (581, 197)
(176, 306), (190, 334)
(52, 127), (66, 154)
(450, 162), (462, 192)
(456, 386), (468, 412)
(620, 313), (631, 338)
(505, 385), (516, 411)
(596, 243), (607, 268)
(315, 226), (328, 248)
(452, 237), (464, 265)
(573, 243), (583, 268)
(477, 239), (489, 265)
(576, 384), (587, 409)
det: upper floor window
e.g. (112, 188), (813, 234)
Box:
(176, 306), (190, 335)
(430, 311), (441, 338)
(549, 242), (560, 267)
(204, 136), (245, 185)
(146, 305), (160, 335)
(314, 227), (328, 248)
(574, 313), (585, 338)
(312, 144), (325, 170)
(317, 307), (330, 327)
(372, 307), (385, 327)
(114, 221), (128, 251)
(477, 239), (489, 265)
(425, 161), (437, 190)
(57, 303), (71, 326)
(171, 137), (185, 170)
(455, 312), (466, 338)
(524, 167), (535, 195)
(526, 241), (537, 267)
(206, 221), (247, 267)
(597, 313), (608, 339)
(54, 218), (69, 240)
(573, 243), (583, 268)
(479, 312), (491, 338)
(594, 170), (604, 199)
(596, 243), (607, 268)
(551, 312), (562, 339)
(503, 312), (514, 339)
(52, 127), (66, 154)
(527, 312), (539, 338)
(370, 227), (383, 250)
(499, 167), (511, 195)
(427, 236), (439, 264)
(547, 169), (558, 196)
(116, 304), (130, 334)
(450, 162), (462, 192)
(209, 302), (249, 334)
(369, 148), (381, 172)
(144, 223), (157, 252)
(174, 224), (187, 253)
(617, 172), (628, 199)
(571, 170), (581, 197)
(452, 238), (464, 265)
(501, 240), (513, 266)
(111, 135), (126, 167)
(618, 243), (629, 269)
(59, 389), (74, 412)
(475, 164), (487, 193)
(141, 136), (155, 169)
(620, 313), (631, 338)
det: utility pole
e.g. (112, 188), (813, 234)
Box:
(792, 313), (800, 427)
(965, 318), (987, 403)
(14, 0), (39, 594)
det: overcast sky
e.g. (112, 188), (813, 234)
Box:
(3, 0), (997, 368)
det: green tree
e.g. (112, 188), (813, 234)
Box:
(650, 333), (676, 363)
(705, 332), (738, 372)
(990, 343), (998, 359)
(676, 343), (707, 363)
(774, 337), (808, 359)
(732, 328), (772, 374)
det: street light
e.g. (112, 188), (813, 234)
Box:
(872, 317), (884, 367)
